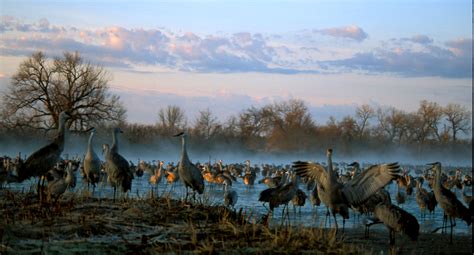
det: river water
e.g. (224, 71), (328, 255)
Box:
(5, 161), (473, 236)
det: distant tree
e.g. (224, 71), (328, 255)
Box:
(193, 108), (221, 141)
(376, 107), (408, 145)
(265, 99), (315, 151)
(1, 51), (126, 132)
(355, 104), (375, 139)
(416, 100), (443, 141)
(443, 103), (471, 142)
(157, 105), (186, 135)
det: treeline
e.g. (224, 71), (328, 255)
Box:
(114, 99), (471, 158)
(0, 98), (471, 160)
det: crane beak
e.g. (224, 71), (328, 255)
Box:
(173, 132), (184, 137)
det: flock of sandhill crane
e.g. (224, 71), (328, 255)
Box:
(0, 111), (472, 246)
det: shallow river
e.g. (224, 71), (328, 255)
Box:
(6, 162), (473, 236)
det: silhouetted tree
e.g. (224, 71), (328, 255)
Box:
(1, 51), (126, 132)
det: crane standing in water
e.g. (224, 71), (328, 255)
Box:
(103, 128), (133, 202)
(83, 128), (101, 193)
(429, 162), (471, 244)
(174, 132), (204, 201)
(15, 111), (71, 199)
(293, 148), (401, 234)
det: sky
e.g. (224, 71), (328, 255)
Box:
(0, 0), (471, 125)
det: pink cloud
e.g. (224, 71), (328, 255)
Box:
(315, 25), (368, 42)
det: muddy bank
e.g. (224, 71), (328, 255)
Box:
(0, 190), (471, 254)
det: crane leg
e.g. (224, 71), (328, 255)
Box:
(113, 186), (116, 203)
(389, 229), (395, 245)
(333, 213), (338, 235)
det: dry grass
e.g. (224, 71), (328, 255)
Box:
(0, 189), (364, 254)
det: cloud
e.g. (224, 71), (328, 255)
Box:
(403, 34), (433, 44)
(0, 16), (65, 33)
(314, 25), (368, 42)
(0, 16), (470, 78)
(320, 38), (472, 78)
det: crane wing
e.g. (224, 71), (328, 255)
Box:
(292, 161), (328, 190)
(342, 162), (401, 206)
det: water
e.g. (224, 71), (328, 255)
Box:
(5, 163), (473, 236)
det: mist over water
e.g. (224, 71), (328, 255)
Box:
(1, 131), (471, 167)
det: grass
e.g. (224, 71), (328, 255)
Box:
(0, 189), (364, 254)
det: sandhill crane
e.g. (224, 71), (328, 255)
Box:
(243, 160), (257, 187)
(174, 132), (204, 200)
(429, 162), (471, 244)
(15, 111), (71, 197)
(352, 188), (391, 216)
(149, 160), (164, 197)
(83, 128), (101, 192)
(415, 178), (430, 218)
(293, 148), (401, 234)
(259, 171), (298, 224)
(396, 185), (406, 206)
(368, 203), (420, 245)
(103, 128), (133, 202)
(292, 188), (307, 215)
(224, 182), (238, 209)
(46, 161), (76, 203)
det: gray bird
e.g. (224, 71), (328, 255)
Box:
(16, 111), (71, 183)
(83, 128), (101, 191)
(370, 203), (419, 245)
(103, 128), (133, 202)
(224, 182), (238, 209)
(429, 162), (471, 244)
(174, 131), (205, 200)
(293, 148), (401, 234)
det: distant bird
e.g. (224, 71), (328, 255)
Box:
(430, 162), (471, 244)
(103, 128), (133, 202)
(83, 128), (101, 191)
(415, 179), (430, 218)
(369, 203), (420, 245)
(174, 132), (205, 200)
(16, 111), (71, 184)
(224, 182), (238, 209)
(293, 149), (401, 233)
(149, 160), (164, 197)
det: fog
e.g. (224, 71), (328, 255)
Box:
(1, 131), (471, 168)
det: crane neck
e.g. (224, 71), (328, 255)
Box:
(54, 114), (68, 151)
(87, 132), (95, 154)
(180, 135), (189, 162)
(111, 130), (119, 153)
(433, 166), (442, 189)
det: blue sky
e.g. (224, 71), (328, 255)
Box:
(0, 0), (471, 124)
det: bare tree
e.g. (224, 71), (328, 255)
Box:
(157, 105), (186, 135)
(1, 51), (125, 132)
(417, 100), (443, 141)
(443, 103), (471, 141)
(355, 104), (375, 139)
(376, 107), (409, 145)
(193, 108), (221, 140)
